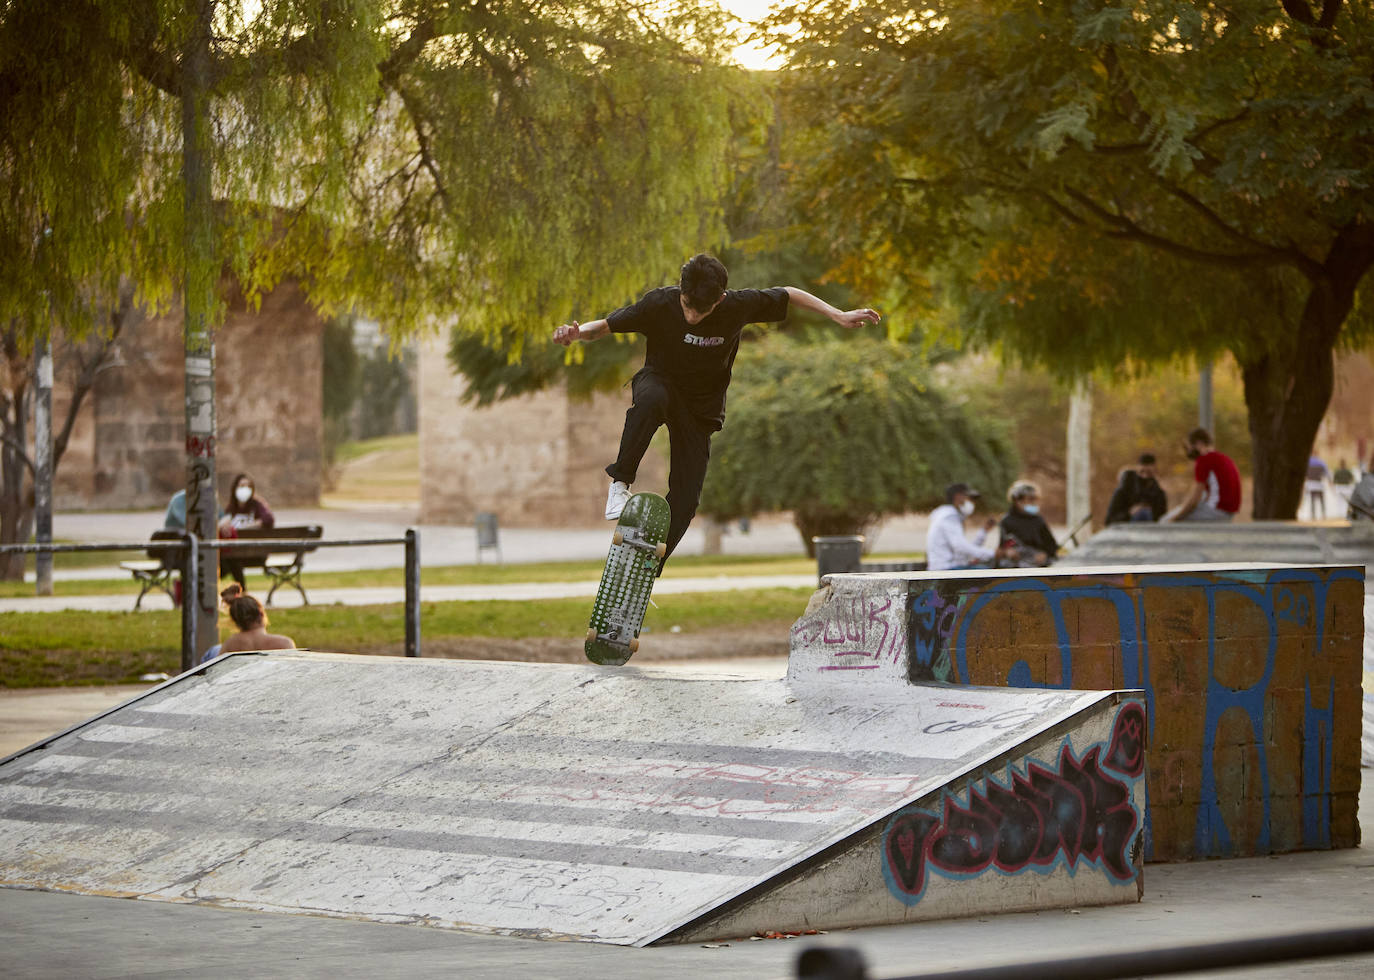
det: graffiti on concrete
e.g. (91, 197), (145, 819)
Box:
(902, 566), (1362, 858)
(883, 701), (1146, 903)
(909, 582), (964, 681)
(789, 592), (902, 669)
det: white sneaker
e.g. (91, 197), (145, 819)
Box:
(605, 480), (631, 520)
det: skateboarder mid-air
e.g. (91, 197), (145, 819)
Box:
(553, 253), (881, 568)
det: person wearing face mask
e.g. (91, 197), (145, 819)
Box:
(925, 483), (998, 571)
(998, 481), (1057, 567)
(219, 473), (275, 587)
(1162, 427), (1241, 522)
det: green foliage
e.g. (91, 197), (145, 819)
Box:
(767, 0), (1374, 515)
(449, 326), (643, 406)
(771, 0), (1374, 349)
(323, 317), (361, 421)
(322, 316), (361, 464)
(357, 345), (413, 438)
(700, 336), (1017, 547)
(0, 1), (748, 347)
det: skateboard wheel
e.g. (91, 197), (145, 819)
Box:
(629, 638), (639, 653)
(654, 542), (667, 558)
(586, 627), (596, 642)
(612, 530), (624, 546)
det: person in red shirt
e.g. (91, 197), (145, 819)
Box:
(1163, 427), (1242, 522)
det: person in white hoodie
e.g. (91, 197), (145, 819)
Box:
(926, 483), (998, 571)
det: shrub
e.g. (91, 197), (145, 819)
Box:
(700, 337), (1017, 553)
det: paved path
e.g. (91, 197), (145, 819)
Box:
(24, 507), (935, 581)
(1, 777), (1370, 978)
(0, 573), (819, 614)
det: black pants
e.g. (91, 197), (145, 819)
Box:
(605, 370), (712, 562)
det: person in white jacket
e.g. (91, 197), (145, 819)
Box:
(926, 483), (998, 571)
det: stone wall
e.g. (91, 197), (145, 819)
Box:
(418, 334), (665, 526)
(53, 281), (324, 511)
(789, 564), (1365, 861)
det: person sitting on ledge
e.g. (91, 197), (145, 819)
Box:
(925, 483), (998, 571)
(1162, 427), (1241, 523)
(998, 481), (1057, 567)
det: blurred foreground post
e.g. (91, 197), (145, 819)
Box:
(1067, 378), (1093, 534)
(33, 337), (53, 595)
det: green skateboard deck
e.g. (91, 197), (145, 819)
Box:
(585, 492), (671, 666)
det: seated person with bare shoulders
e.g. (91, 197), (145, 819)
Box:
(218, 585), (295, 654)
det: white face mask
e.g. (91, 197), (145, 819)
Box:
(957, 499), (975, 517)
(234, 486), (253, 503)
(1022, 503), (1040, 515)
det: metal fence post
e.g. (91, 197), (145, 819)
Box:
(404, 528), (420, 658)
(180, 532), (199, 673)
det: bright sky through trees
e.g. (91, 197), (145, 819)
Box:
(721, 0), (782, 70)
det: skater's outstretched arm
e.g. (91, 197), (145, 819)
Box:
(553, 318), (609, 345)
(783, 287), (880, 330)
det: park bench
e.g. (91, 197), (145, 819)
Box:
(120, 524), (324, 610)
(226, 524), (324, 606)
(118, 529), (185, 611)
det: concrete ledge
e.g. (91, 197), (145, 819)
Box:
(790, 563), (1365, 861)
(1063, 520), (1374, 572)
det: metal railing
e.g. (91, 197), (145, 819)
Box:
(795, 923), (1374, 979)
(1, 530), (421, 670)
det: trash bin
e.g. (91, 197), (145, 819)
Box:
(813, 535), (865, 585)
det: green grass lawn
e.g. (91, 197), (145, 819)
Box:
(332, 433), (419, 465)
(0, 586), (812, 688)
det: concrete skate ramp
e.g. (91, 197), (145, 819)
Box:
(0, 653), (1142, 945)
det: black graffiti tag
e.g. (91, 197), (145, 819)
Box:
(885, 702), (1146, 900)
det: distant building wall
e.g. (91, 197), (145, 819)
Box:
(418, 334), (663, 526)
(53, 281), (324, 511)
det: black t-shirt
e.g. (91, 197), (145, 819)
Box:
(607, 285), (789, 427)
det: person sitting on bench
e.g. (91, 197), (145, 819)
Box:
(219, 473), (275, 588)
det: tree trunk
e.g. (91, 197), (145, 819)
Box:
(1241, 341), (1333, 519)
(0, 340), (32, 581)
(1242, 232), (1374, 518)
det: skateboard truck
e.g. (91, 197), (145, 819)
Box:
(585, 620), (639, 653)
(612, 526), (668, 558)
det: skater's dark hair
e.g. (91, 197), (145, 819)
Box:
(220, 584), (265, 631)
(1187, 427), (1213, 447)
(679, 254), (728, 313)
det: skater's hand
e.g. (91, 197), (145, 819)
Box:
(553, 322), (581, 346)
(834, 307), (881, 329)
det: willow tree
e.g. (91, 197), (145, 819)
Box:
(1, 1), (739, 643)
(771, 0), (1374, 517)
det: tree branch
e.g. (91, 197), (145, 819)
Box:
(0, 432), (35, 477)
(1153, 178), (1308, 263)
(1060, 186), (1304, 273)
(121, 0), (183, 95)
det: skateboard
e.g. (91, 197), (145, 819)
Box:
(585, 491), (671, 665)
